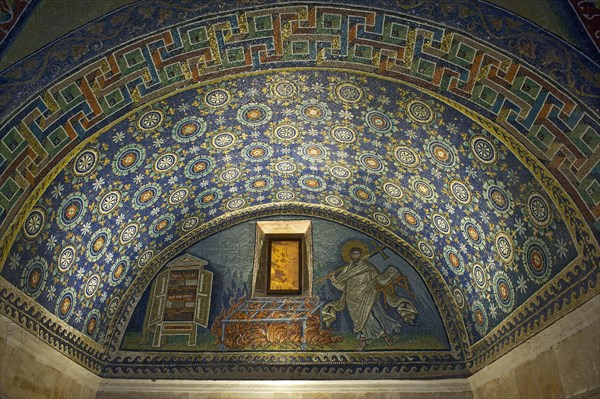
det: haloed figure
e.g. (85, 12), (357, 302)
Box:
(322, 242), (399, 350)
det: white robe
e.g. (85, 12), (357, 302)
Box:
(323, 259), (401, 339)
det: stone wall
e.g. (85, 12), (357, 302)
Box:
(0, 315), (101, 399)
(469, 295), (600, 399)
(96, 380), (473, 399)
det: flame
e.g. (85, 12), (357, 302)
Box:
(211, 296), (342, 349)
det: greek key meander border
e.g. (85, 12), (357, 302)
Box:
(1, 1), (598, 244)
(1, 0), (597, 111)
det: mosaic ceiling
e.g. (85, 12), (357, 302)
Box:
(0, 0), (598, 379)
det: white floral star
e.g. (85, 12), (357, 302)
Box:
(516, 275), (528, 294)
(92, 177), (105, 191)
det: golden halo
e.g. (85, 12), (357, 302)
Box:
(341, 239), (369, 262)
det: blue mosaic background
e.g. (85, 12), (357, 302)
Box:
(122, 217), (450, 351)
(3, 70), (579, 346)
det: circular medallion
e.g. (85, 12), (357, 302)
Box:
(138, 250), (154, 267)
(382, 182), (404, 199)
(472, 301), (488, 335)
(57, 244), (77, 273)
(394, 146), (420, 168)
(237, 103), (272, 126)
(373, 212), (391, 226)
(472, 263), (488, 291)
(244, 143), (272, 162)
(246, 176), (273, 192)
(461, 218), (486, 250)
(186, 156), (214, 178)
(274, 124), (299, 140)
(150, 214), (175, 237)
(153, 152), (178, 173)
(88, 229), (110, 260)
(113, 144), (145, 175)
(137, 110), (164, 131)
(527, 192), (551, 228)
(406, 99), (434, 124)
(411, 178), (436, 202)
(23, 207), (46, 239)
(119, 223), (139, 245)
(493, 271), (514, 313)
(173, 117), (206, 142)
(358, 152), (386, 174)
(211, 132), (237, 150)
(107, 297), (120, 318)
(204, 88), (231, 107)
(169, 188), (189, 205)
(398, 207), (423, 232)
(56, 288), (76, 320)
(365, 110), (393, 133)
(470, 135), (498, 165)
(219, 168), (241, 183)
(453, 287), (465, 310)
(73, 148), (99, 177)
(432, 213), (451, 235)
(426, 139), (458, 170)
(57, 194), (88, 230)
(330, 125), (356, 144)
(276, 191), (295, 201)
(275, 161), (297, 174)
(21, 257), (47, 299)
(485, 183), (512, 214)
(524, 238), (551, 284)
(418, 241), (434, 259)
(325, 195), (344, 207)
(494, 231), (514, 264)
(350, 184), (375, 204)
(181, 216), (199, 232)
(271, 79), (298, 99)
(300, 143), (328, 162)
(99, 190), (121, 214)
(85, 311), (100, 337)
(300, 103), (328, 122)
(133, 184), (161, 209)
(84, 273), (101, 298)
(300, 175), (326, 191)
(196, 189), (222, 208)
(110, 257), (129, 285)
(329, 165), (352, 180)
(449, 180), (472, 205)
(226, 198), (246, 210)
(336, 82), (363, 103)
(444, 245), (465, 275)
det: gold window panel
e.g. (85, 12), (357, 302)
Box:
(252, 220), (313, 297)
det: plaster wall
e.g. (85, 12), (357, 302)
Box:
(469, 294), (600, 399)
(96, 380), (473, 399)
(0, 315), (101, 399)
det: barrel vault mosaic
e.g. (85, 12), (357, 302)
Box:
(0, 0), (598, 379)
